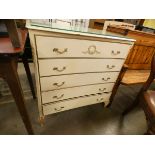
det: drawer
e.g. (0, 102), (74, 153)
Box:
(38, 59), (124, 76)
(36, 36), (131, 58)
(42, 93), (111, 115)
(40, 72), (119, 91)
(41, 83), (114, 104)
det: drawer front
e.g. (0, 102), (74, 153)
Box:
(42, 93), (111, 115)
(36, 36), (131, 58)
(41, 83), (114, 104)
(40, 72), (119, 91)
(38, 59), (124, 76)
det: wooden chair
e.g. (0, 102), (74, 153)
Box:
(107, 25), (155, 70)
(109, 64), (154, 112)
(110, 53), (155, 134)
(107, 25), (155, 111)
(109, 54), (155, 118)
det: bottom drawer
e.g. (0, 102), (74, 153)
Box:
(42, 93), (111, 115)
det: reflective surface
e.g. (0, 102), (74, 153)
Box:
(29, 19), (132, 40)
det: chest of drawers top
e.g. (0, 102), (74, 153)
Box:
(26, 20), (135, 44)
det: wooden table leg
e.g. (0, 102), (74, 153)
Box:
(0, 57), (34, 134)
(22, 54), (36, 99)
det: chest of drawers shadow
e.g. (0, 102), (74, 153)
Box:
(27, 22), (135, 121)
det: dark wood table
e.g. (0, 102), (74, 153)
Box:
(0, 29), (34, 134)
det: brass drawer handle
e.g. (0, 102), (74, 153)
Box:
(54, 106), (64, 111)
(104, 92), (111, 94)
(53, 66), (66, 72)
(53, 48), (68, 54)
(53, 94), (64, 99)
(99, 88), (106, 92)
(97, 98), (104, 102)
(53, 82), (65, 87)
(82, 45), (100, 55)
(107, 65), (115, 69)
(102, 77), (110, 81)
(111, 50), (120, 55)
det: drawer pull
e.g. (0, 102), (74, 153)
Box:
(82, 45), (100, 55)
(102, 77), (110, 81)
(53, 82), (65, 87)
(107, 65), (115, 69)
(53, 66), (66, 72)
(97, 98), (104, 102)
(54, 106), (64, 111)
(53, 48), (68, 54)
(99, 88), (106, 92)
(53, 94), (64, 99)
(111, 50), (120, 55)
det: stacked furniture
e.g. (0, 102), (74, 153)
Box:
(26, 20), (134, 122)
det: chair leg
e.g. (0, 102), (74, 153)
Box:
(108, 64), (128, 107)
(22, 54), (36, 99)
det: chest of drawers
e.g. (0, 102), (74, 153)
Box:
(26, 21), (135, 121)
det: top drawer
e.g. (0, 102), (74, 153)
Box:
(35, 36), (131, 58)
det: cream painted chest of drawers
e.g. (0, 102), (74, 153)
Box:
(26, 21), (135, 121)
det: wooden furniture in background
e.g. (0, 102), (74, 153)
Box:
(89, 19), (106, 30)
(0, 29), (34, 134)
(107, 25), (155, 70)
(103, 21), (135, 32)
(107, 26), (155, 109)
(108, 26), (155, 90)
(89, 19), (141, 30)
(3, 19), (21, 47)
(125, 31), (155, 70)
